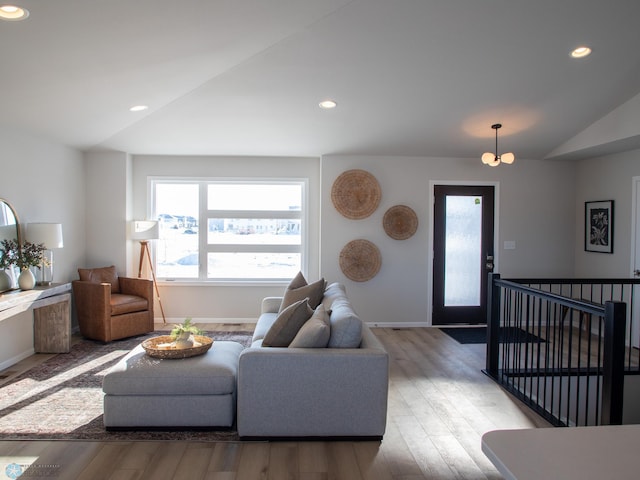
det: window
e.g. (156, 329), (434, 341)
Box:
(151, 178), (305, 282)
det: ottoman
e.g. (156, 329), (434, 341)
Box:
(102, 340), (244, 429)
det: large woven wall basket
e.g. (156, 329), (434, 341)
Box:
(331, 169), (381, 220)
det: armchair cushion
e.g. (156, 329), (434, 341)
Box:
(110, 294), (149, 316)
(78, 265), (120, 293)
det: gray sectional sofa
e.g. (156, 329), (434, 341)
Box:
(237, 282), (389, 439)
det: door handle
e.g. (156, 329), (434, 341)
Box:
(486, 254), (494, 271)
(634, 269), (640, 277)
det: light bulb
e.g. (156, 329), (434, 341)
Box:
(571, 46), (592, 58)
(319, 100), (337, 109)
(487, 157), (500, 167)
(481, 152), (495, 165)
(0, 5), (29, 20)
(501, 152), (515, 164)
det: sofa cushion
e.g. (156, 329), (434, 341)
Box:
(279, 271), (325, 313)
(78, 265), (120, 293)
(289, 304), (331, 348)
(322, 282), (349, 311)
(263, 298), (314, 347)
(328, 302), (362, 348)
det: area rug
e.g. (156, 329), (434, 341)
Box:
(439, 326), (546, 345)
(0, 330), (253, 441)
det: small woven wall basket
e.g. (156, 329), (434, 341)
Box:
(331, 169), (381, 219)
(383, 205), (418, 240)
(339, 239), (382, 282)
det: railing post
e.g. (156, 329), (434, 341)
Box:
(486, 273), (501, 377)
(601, 301), (626, 425)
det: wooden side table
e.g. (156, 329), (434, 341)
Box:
(33, 291), (72, 353)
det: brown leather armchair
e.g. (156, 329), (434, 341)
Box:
(72, 265), (154, 342)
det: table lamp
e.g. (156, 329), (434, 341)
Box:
(25, 223), (64, 286)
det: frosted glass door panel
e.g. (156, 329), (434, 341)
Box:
(444, 195), (482, 306)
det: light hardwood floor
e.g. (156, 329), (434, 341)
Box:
(0, 326), (550, 479)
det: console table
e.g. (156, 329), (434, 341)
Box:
(0, 283), (72, 354)
(482, 425), (640, 479)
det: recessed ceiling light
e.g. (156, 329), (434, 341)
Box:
(129, 105), (149, 112)
(319, 100), (337, 109)
(571, 46), (592, 58)
(0, 4), (30, 21)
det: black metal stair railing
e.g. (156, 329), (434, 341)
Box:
(484, 273), (635, 427)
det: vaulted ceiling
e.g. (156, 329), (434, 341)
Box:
(2, 0), (640, 160)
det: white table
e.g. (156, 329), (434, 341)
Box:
(482, 425), (640, 480)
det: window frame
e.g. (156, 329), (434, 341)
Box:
(149, 176), (309, 284)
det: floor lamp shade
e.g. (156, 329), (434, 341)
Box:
(25, 223), (64, 285)
(131, 220), (159, 240)
(132, 220), (166, 323)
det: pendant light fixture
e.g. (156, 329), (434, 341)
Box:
(481, 123), (515, 167)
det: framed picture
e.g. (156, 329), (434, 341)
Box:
(585, 200), (614, 253)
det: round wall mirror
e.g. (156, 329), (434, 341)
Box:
(0, 198), (21, 292)
(0, 198), (21, 245)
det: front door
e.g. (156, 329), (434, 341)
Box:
(433, 185), (495, 325)
(631, 176), (640, 347)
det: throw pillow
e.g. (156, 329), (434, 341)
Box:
(78, 265), (120, 293)
(289, 304), (331, 348)
(279, 271), (325, 313)
(262, 298), (314, 347)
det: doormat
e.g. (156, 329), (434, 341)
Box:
(439, 326), (546, 345)
(0, 330), (253, 441)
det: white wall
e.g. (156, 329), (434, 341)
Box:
(574, 148), (640, 277)
(130, 155), (321, 322)
(0, 127), (85, 284)
(84, 151), (580, 326)
(0, 127), (84, 365)
(83, 151), (130, 272)
(320, 155), (576, 326)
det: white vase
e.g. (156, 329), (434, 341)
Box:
(175, 332), (194, 349)
(18, 269), (36, 290)
(0, 270), (11, 291)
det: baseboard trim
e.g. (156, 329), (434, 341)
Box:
(153, 319), (429, 328)
(366, 321), (430, 328)
(0, 348), (35, 372)
(155, 317), (256, 325)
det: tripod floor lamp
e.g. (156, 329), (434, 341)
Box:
(132, 220), (166, 324)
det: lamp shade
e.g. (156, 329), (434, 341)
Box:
(131, 220), (159, 240)
(25, 223), (64, 248)
(501, 152), (515, 164)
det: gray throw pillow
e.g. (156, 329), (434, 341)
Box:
(263, 298), (314, 347)
(279, 271), (325, 313)
(289, 304), (331, 348)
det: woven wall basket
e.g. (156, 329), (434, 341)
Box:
(383, 205), (418, 240)
(331, 169), (381, 219)
(339, 239), (381, 282)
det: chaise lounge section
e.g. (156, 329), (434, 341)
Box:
(236, 282), (389, 439)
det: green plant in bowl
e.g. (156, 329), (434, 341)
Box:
(170, 318), (203, 349)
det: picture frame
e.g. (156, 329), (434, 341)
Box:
(585, 200), (614, 253)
